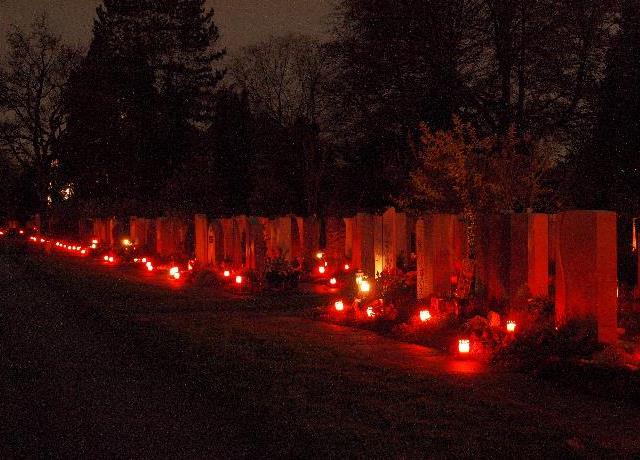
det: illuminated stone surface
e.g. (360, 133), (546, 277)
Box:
(555, 211), (617, 344)
(509, 213), (549, 300)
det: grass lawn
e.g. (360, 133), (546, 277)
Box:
(2, 245), (640, 457)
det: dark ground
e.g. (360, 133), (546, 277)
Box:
(2, 244), (640, 458)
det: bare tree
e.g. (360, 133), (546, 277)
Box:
(0, 15), (81, 220)
(232, 34), (334, 215)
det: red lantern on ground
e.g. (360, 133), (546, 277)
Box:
(169, 266), (180, 280)
(506, 321), (516, 333)
(334, 300), (344, 311)
(419, 310), (431, 322)
(458, 339), (470, 354)
(223, 270), (231, 278)
(329, 277), (337, 285)
(235, 275), (243, 285)
(318, 266), (326, 274)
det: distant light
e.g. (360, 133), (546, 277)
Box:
(366, 306), (375, 317)
(316, 252), (323, 259)
(344, 264), (350, 271)
(223, 270), (230, 277)
(19, 230), (24, 234)
(81, 249), (86, 255)
(108, 256), (114, 263)
(235, 275), (243, 285)
(103, 255), (109, 261)
(142, 258), (147, 263)
(359, 280), (371, 293)
(122, 239), (131, 247)
(334, 300), (344, 311)
(458, 339), (470, 354)
(91, 239), (98, 245)
(318, 266), (325, 274)
(355, 274), (363, 285)
(506, 321), (516, 333)
(329, 277), (337, 285)
(419, 310), (431, 322)
(188, 262), (193, 271)
(133, 258), (139, 263)
(40, 238), (45, 243)
(146, 261), (154, 271)
(91, 244), (97, 249)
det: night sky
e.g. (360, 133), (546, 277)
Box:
(0, 0), (333, 56)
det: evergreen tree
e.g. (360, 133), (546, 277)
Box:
(61, 0), (224, 216)
(575, 0), (640, 212)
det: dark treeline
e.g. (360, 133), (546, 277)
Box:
(1, 0), (640, 227)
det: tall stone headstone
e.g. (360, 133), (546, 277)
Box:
(555, 211), (617, 344)
(475, 215), (510, 302)
(325, 217), (346, 263)
(509, 214), (549, 300)
(374, 214), (385, 276)
(194, 214), (208, 266)
(415, 214), (466, 299)
(344, 217), (355, 262)
(354, 213), (376, 276)
(130, 217), (153, 249)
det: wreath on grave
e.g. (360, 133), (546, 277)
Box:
(264, 256), (301, 290)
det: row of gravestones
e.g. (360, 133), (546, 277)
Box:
(415, 212), (617, 344)
(193, 209), (414, 274)
(88, 210), (617, 343)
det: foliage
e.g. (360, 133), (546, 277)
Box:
(232, 34), (335, 216)
(403, 116), (554, 254)
(60, 0), (224, 216)
(264, 256), (301, 290)
(375, 270), (416, 321)
(0, 16), (81, 220)
(491, 318), (602, 372)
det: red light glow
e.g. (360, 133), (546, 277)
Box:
(366, 306), (375, 317)
(344, 264), (350, 271)
(223, 270), (230, 277)
(334, 300), (344, 311)
(329, 277), (337, 285)
(169, 266), (180, 280)
(506, 321), (516, 333)
(458, 339), (470, 354)
(235, 275), (243, 285)
(318, 266), (325, 274)
(419, 310), (432, 322)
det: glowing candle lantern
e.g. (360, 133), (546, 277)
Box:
(223, 270), (230, 277)
(419, 310), (432, 322)
(458, 339), (470, 354)
(40, 238), (45, 243)
(366, 306), (375, 317)
(91, 244), (97, 249)
(122, 239), (131, 247)
(329, 277), (337, 285)
(108, 256), (114, 263)
(81, 250), (86, 255)
(103, 255), (109, 261)
(169, 266), (180, 279)
(134, 258), (139, 263)
(188, 262), (193, 271)
(146, 262), (154, 271)
(355, 274), (363, 285)
(235, 275), (243, 285)
(506, 321), (516, 333)
(316, 252), (323, 259)
(334, 300), (344, 311)
(318, 266), (326, 274)
(344, 264), (350, 271)
(91, 239), (98, 245)
(359, 280), (371, 293)
(19, 230), (24, 235)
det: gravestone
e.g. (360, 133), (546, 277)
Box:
(555, 211), (617, 344)
(415, 214), (466, 299)
(344, 217), (355, 262)
(194, 214), (208, 266)
(355, 213), (376, 276)
(325, 217), (346, 263)
(475, 215), (510, 302)
(510, 214), (549, 300)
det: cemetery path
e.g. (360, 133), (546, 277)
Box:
(2, 248), (640, 458)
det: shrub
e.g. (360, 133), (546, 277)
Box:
(491, 317), (602, 372)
